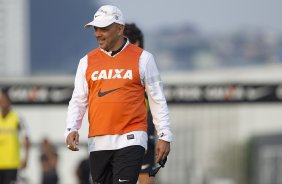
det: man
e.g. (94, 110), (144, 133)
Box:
(65, 5), (173, 184)
(39, 138), (59, 184)
(0, 90), (30, 184)
(124, 23), (155, 184)
(76, 157), (91, 184)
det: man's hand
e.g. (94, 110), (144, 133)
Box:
(66, 131), (79, 151)
(21, 136), (30, 169)
(20, 159), (28, 169)
(155, 139), (170, 163)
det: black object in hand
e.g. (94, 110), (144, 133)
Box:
(149, 157), (167, 177)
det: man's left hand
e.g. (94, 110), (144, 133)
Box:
(155, 139), (170, 163)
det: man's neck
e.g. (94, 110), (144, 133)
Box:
(106, 38), (127, 56)
(1, 109), (10, 118)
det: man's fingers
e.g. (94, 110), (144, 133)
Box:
(156, 154), (162, 163)
(74, 132), (79, 145)
(67, 144), (79, 151)
(156, 152), (167, 163)
(155, 140), (170, 163)
(66, 131), (80, 151)
(156, 151), (169, 164)
(162, 151), (169, 160)
(155, 149), (165, 163)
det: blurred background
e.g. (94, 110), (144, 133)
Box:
(1, 0), (282, 183)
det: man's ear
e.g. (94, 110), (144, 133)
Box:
(117, 24), (125, 36)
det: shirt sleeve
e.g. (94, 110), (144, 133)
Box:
(140, 51), (173, 142)
(18, 116), (30, 137)
(65, 55), (89, 140)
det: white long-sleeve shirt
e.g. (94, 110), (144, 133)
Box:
(65, 41), (173, 152)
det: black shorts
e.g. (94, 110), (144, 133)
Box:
(140, 141), (155, 173)
(140, 111), (156, 173)
(89, 145), (145, 184)
(0, 169), (18, 184)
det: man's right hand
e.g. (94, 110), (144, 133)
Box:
(66, 131), (80, 151)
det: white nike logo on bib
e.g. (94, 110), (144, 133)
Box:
(141, 164), (150, 170)
(119, 178), (129, 182)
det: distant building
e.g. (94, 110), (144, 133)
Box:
(0, 0), (99, 76)
(29, 0), (98, 74)
(0, 0), (29, 76)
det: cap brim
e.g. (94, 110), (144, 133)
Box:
(84, 20), (113, 28)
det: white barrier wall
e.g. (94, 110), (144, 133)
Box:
(13, 103), (282, 184)
(158, 104), (282, 184)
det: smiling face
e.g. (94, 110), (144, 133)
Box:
(0, 92), (11, 116)
(94, 23), (125, 51)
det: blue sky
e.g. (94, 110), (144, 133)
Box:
(100, 0), (282, 33)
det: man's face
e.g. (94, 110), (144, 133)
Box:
(94, 23), (124, 51)
(0, 94), (10, 112)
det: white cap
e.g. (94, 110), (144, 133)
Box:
(85, 5), (125, 28)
